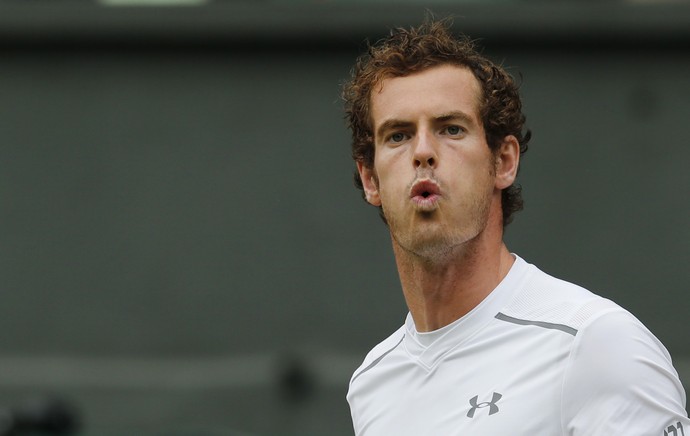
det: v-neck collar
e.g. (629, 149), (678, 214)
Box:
(403, 254), (531, 370)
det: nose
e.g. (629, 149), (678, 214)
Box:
(413, 130), (437, 169)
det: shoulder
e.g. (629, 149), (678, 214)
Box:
(499, 260), (620, 334)
(566, 307), (680, 392)
(507, 260), (682, 395)
(567, 308), (676, 386)
(504, 259), (688, 431)
(562, 308), (689, 432)
(349, 324), (406, 387)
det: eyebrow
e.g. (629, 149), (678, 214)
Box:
(435, 111), (476, 125)
(375, 111), (477, 142)
(375, 120), (414, 141)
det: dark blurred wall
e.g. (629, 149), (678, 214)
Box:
(0, 3), (688, 434)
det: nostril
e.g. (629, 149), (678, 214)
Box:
(413, 157), (435, 168)
(414, 158), (435, 168)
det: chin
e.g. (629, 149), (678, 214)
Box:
(396, 232), (471, 260)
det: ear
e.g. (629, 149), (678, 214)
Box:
(494, 135), (520, 190)
(356, 161), (382, 206)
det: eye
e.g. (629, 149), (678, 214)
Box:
(390, 132), (407, 143)
(444, 125), (463, 136)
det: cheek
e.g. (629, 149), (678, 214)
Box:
(375, 176), (407, 213)
(447, 156), (495, 196)
(462, 148), (496, 179)
(373, 154), (404, 194)
(375, 176), (395, 205)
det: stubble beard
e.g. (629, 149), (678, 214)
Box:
(384, 189), (493, 265)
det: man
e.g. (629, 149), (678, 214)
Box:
(342, 19), (688, 435)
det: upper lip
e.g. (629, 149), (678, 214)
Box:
(410, 179), (441, 199)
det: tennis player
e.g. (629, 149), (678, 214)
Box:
(342, 18), (689, 435)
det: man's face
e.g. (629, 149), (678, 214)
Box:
(358, 64), (505, 259)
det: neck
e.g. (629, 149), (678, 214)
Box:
(392, 217), (514, 333)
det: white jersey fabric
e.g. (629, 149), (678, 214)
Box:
(347, 255), (689, 435)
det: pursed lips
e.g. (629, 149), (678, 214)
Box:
(409, 179), (441, 211)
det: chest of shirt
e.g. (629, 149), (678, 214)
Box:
(350, 326), (575, 435)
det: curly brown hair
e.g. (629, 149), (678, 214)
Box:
(342, 18), (531, 226)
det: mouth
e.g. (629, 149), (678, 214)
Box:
(410, 179), (441, 211)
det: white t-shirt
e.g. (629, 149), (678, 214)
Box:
(347, 255), (689, 435)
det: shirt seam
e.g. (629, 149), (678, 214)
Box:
(559, 306), (624, 435)
(351, 334), (405, 385)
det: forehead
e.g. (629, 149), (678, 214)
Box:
(370, 64), (482, 128)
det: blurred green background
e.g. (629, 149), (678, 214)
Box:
(0, 1), (688, 434)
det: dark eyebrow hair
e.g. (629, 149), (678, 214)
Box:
(435, 111), (475, 125)
(375, 119), (414, 141)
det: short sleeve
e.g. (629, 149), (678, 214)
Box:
(562, 309), (689, 435)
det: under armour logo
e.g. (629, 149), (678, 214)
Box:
(467, 392), (502, 418)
